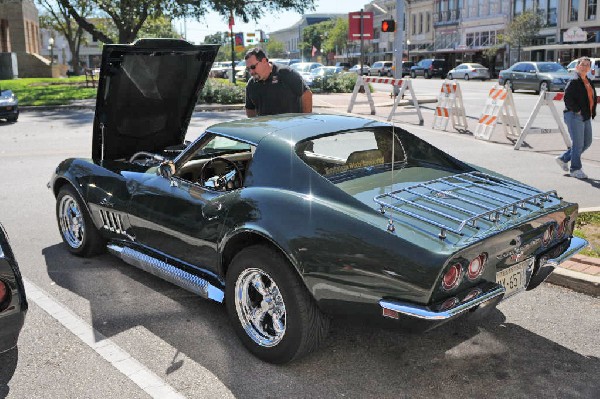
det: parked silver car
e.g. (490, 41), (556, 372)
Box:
(349, 64), (370, 75)
(498, 62), (571, 94)
(447, 63), (490, 81)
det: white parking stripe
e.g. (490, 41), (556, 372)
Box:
(24, 278), (186, 399)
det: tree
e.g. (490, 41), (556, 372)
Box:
(37, 0), (94, 75)
(266, 38), (285, 58)
(138, 16), (180, 39)
(323, 18), (348, 58)
(57, 0), (316, 44)
(500, 10), (544, 62)
(301, 20), (334, 60)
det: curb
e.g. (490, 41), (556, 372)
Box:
(547, 267), (600, 297)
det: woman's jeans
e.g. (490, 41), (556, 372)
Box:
(560, 111), (593, 172)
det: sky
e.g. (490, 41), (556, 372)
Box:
(177, 0), (370, 44)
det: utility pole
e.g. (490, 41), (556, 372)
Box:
(360, 9), (365, 75)
(394, 0), (405, 82)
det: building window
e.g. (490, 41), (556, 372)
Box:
(467, 0), (475, 18)
(478, 0), (487, 16)
(548, 0), (558, 25)
(419, 13), (423, 34)
(412, 14), (416, 35)
(569, 0), (580, 21)
(466, 32), (474, 47)
(426, 12), (430, 32)
(587, 0), (598, 20)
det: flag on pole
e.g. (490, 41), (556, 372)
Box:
(311, 45), (317, 57)
(228, 11), (234, 30)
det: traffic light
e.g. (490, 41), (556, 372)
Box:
(381, 19), (396, 32)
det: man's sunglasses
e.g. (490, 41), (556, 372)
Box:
(247, 62), (260, 70)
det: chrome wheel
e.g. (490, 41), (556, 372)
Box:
(58, 193), (85, 249)
(540, 81), (549, 92)
(234, 268), (286, 347)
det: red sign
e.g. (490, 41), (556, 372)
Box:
(348, 11), (374, 40)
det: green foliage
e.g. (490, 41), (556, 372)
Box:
(500, 11), (544, 48)
(311, 73), (358, 93)
(574, 211), (600, 258)
(266, 39), (286, 58)
(138, 16), (180, 39)
(1, 77), (96, 105)
(198, 79), (245, 104)
(325, 18), (349, 56)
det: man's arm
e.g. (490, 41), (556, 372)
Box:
(246, 108), (257, 117)
(302, 90), (313, 113)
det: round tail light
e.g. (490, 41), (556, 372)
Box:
(542, 224), (555, 246)
(442, 263), (462, 290)
(467, 254), (487, 280)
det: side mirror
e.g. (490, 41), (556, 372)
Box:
(158, 160), (175, 179)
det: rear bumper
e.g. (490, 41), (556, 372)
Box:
(379, 237), (588, 329)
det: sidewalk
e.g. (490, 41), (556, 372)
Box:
(23, 91), (600, 297)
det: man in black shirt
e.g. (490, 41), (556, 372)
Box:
(244, 48), (312, 117)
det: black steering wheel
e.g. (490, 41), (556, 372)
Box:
(199, 157), (243, 191)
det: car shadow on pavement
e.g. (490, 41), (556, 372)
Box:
(42, 243), (600, 398)
(0, 347), (19, 397)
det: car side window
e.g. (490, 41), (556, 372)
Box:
(523, 63), (535, 73)
(176, 134), (255, 189)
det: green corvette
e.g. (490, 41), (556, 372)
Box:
(48, 39), (587, 364)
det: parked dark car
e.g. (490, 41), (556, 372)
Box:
(498, 62), (571, 94)
(410, 59), (448, 79)
(401, 61), (415, 77)
(0, 222), (28, 354)
(49, 39), (587, 364)
(335, 62), (352, 71)
(0, 89), (18, 122)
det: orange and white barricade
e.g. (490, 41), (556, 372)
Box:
(347, 76), (424, 124)
(474, 84), (520, 141)
(432, 80), (468, 132)
(513, 91), (571, 150)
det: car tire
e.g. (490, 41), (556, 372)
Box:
(7, 115), (17, 122)
(56, 185), (106, 257)
(411, 71), (416, 79)
(538, 81), (549, 94)
(504, 79), (514, 92)
(464, 74), (470, 81)
(447, 73), (453, 80)
(226, 245), (330, 364)
(379, 71), (384, 77)
(424, 71), (430, 79)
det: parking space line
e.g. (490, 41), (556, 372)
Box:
(24, 278), (186, 399)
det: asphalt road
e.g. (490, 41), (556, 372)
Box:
(0, 110), (598, 398)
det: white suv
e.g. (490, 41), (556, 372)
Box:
(566, 58), (600, 83)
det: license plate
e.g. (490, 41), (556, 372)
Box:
(496, 259), (531, 299)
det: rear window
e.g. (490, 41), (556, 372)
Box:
(295, 128), (462, 183)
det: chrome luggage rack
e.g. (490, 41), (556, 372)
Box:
(374, 171), (559, 239)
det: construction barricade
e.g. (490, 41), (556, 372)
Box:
(432, 80), (468, 132)
(474, 84), (521, 141)
(513, 91), (571, 150)
(347, 76), (424, 124)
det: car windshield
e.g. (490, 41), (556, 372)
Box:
(291, 63), (314, 72)
(295, 127), (462, 184)
(538, 63), (566, 72)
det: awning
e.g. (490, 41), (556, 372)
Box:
(523, 42), (600, 51)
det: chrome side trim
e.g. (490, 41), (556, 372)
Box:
(107, 244), (224, 303)
(379, 285), (505, 321)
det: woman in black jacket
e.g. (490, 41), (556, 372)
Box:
(556, 57), (596, 179)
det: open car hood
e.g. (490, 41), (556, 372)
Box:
(92, 39), (219, 161)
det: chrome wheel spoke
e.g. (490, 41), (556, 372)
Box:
(235, 268), (287, 347)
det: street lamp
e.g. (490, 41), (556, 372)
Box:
(406, 39), (411, 61)
(48, 37), (55, 66)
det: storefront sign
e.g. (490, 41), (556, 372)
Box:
(563, 27), (587, 42)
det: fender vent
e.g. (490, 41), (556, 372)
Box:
(99, 209), (127, 234)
